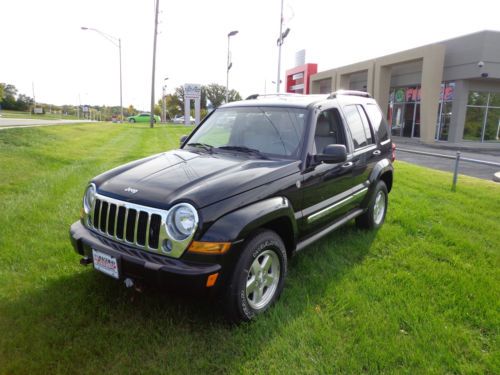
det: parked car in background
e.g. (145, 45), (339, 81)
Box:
(127, 113), (161, 123)
(172, 115), (195, 124)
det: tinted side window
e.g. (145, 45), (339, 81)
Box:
(365, 104), (390, 142)
(356, 105), (373, 145)
(343, 105), (368, 149)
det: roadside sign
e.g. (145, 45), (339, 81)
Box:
(184, 84), (201, 99)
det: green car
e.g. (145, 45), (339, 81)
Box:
(127, 113), (161, 123)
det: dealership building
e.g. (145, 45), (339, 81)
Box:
(305, 30), (500, 147)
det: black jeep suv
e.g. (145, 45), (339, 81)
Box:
(70, 90), (394, 322)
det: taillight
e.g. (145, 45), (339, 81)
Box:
(391, 142), (396, 162)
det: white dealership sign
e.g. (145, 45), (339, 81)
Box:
(183, 83), (201, 125)
(184, 84), (201, 99)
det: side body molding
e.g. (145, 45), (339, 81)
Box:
(200, 197), (298, 245)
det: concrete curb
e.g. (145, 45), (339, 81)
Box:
(493, 172), (500, 183)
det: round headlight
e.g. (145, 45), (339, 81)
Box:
(83, 184), (96, 214)
(166, 203), (198, 241)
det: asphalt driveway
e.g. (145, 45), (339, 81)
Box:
(394, 138), (500, 181)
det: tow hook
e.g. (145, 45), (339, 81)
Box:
(124, 278), (134, 288)
(80, 257), (92, 266)
(124, 277), (143, 293)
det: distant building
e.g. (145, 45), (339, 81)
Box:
(309, 30), (500, 146)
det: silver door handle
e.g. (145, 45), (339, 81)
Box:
(373, 150), (381, 156)
(342, 162), (353, 168)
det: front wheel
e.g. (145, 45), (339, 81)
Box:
(224, 230), (287, 323)
(356, 180), (388, 230)
(129, 118), (136, 123)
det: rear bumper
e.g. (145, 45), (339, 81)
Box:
(69, 221), (221, 291)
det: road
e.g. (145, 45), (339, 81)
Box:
(0, 118), (93, 129)
(395, 142), (500, 181)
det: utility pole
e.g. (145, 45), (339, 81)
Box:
(150, 0), (160, 128)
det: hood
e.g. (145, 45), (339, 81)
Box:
(96, 149), (300, 209)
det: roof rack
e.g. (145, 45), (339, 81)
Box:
(327, 90), (372, 99)
(245, 93), (309, 100)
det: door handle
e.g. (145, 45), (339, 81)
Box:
(372, 150), (381, 156)
(342, 162), (353, 168)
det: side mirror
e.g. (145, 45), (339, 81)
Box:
(314, 144), (347, 164)
(180, 135), (188, 147)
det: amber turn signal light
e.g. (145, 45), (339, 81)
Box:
(188, 241), (231, 254)
(206, 273), (219, 287)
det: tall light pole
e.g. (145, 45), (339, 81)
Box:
(81, 26), (123, 123)
(150, 0), (160, 128)
(226, 30), (238, 103)
(162, 77), (168, 123)
(276, 0), (290, 93)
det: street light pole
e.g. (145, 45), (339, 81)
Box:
(226, 30), (238, 103)
(276, 0), (290, 93)
(81, 26), (123, 123)
(150, 0), (160, 128)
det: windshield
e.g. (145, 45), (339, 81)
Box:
(185, 107), (308, 158)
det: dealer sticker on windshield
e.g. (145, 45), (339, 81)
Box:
(92, 249), (119, 279)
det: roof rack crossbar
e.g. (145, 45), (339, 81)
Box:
(327, 90), (372, 99)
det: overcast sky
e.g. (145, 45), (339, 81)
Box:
(1, 0), (500, 110)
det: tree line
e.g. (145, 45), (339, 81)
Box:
(0, 82), (242, 120)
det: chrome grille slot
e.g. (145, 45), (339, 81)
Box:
(116, 206), (126, 239)
(137, 211), (148, 245)
(125, 209), (137, 242)
(149, 214), (161, 249)
(108, 204), (117, 236)
(100, 201), (108, 232)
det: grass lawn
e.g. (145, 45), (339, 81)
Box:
(0, 123), (498, 374)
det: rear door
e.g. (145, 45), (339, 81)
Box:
(341, 104), (378, 189)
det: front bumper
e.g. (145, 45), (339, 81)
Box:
(70, 221), (221, 291)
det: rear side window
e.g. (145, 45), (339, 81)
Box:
(364, 103), (390, 142)
(343, 105), (372, 149)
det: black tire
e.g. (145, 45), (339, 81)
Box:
(129, 118), (136, 123)
(356, 180), (388, 230)
(224, 230), (287, 323)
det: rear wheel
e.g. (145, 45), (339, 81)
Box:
(356, 180), (388, 229)
(224, 230), (287, 323)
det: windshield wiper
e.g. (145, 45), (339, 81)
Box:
(186, 142), (214, 152)
(217, 145), (268, 159)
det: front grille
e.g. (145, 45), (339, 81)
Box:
(88, 196), (165, 252)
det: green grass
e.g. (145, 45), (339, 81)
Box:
(0, 123), (498, 374)
(0, 109), (80, 120)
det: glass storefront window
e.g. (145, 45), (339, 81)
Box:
(489, 93), (500, 107)
(484, 107), (500, 141)
(464, 91), (500, 142)
(468, 91), (489, 106)
(464, 107), (486, 141)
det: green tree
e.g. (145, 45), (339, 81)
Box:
(17, 94), (33, 111)
(1, 83), (18, 110)
(204, 83), (242, 108)
(0, 83), (4, 104)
